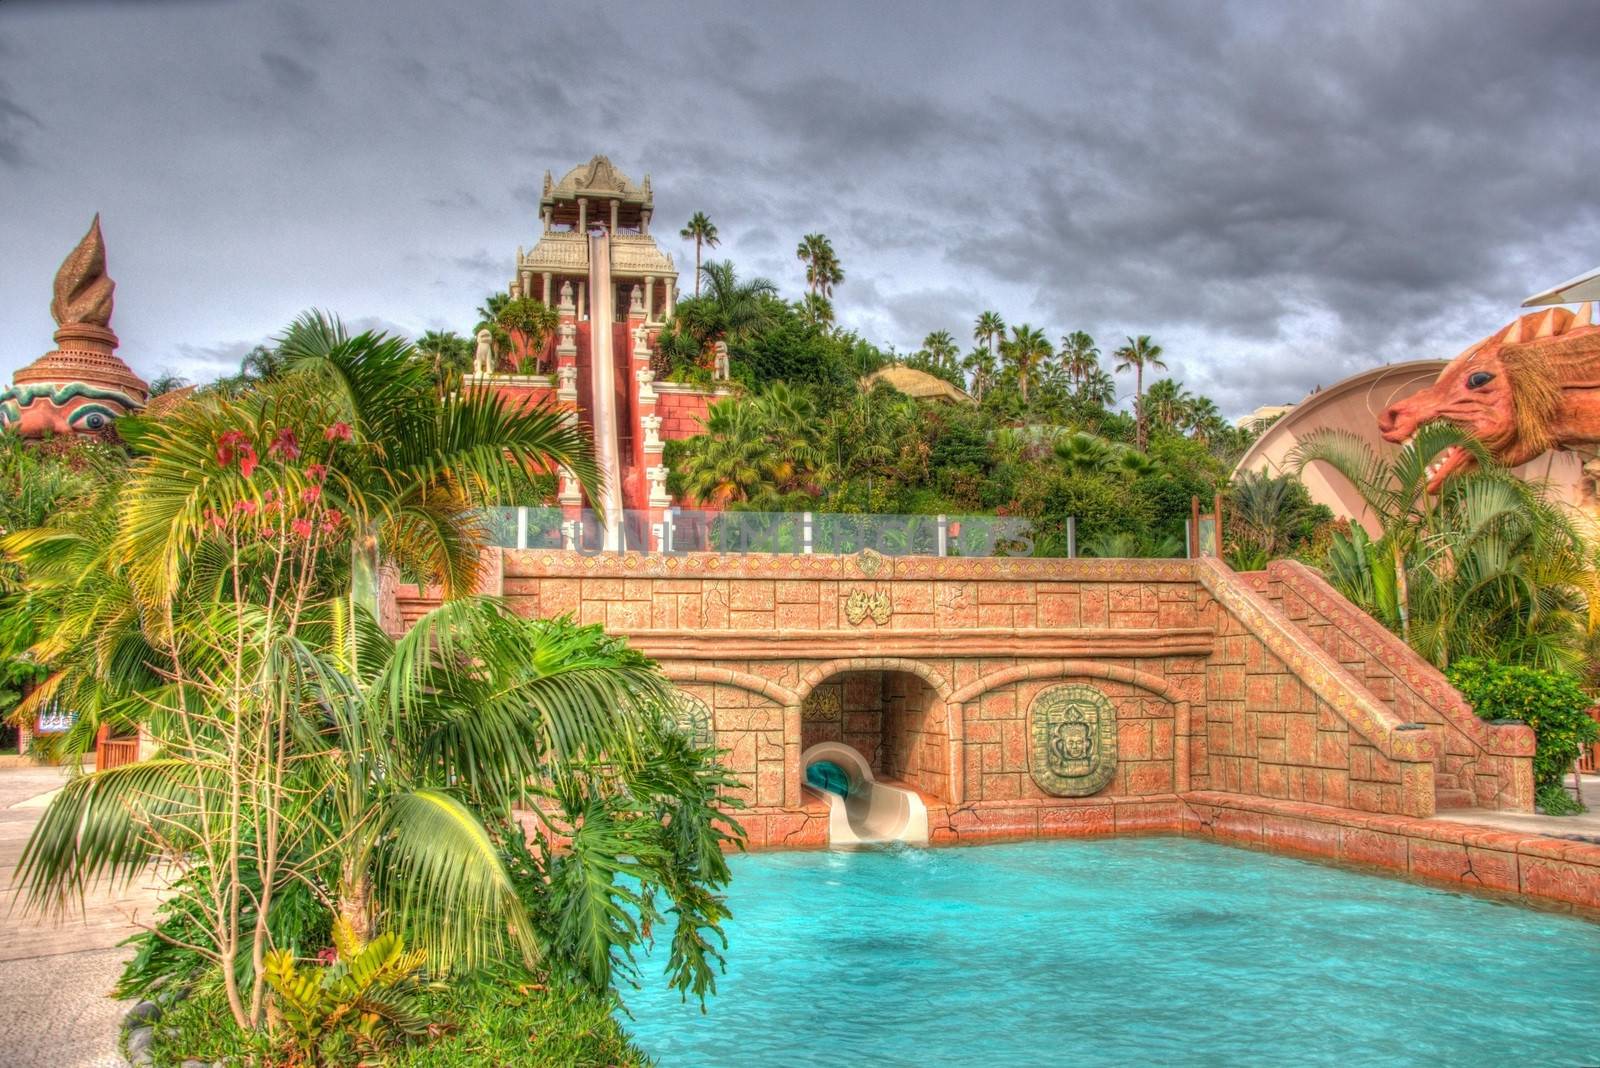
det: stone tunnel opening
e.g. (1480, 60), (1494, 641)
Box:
(800, 669), (949, 804)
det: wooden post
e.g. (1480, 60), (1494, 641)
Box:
(1213, 490), (1225, 558)
(1190, 496), (1201, 557)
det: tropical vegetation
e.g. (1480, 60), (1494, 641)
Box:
(2, 314), (744, 1064)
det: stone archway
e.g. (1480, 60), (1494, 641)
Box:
(790, 659), (954, 806)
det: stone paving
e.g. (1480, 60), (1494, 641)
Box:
(1433, 773), (1600, 840)
(0, 764), (160, 1068)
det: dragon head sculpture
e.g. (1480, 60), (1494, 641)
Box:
(1378, 304), (1600, 491)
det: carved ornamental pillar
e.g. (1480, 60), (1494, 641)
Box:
(577, 197), (587, 234)
(609, 199), (619, 233)
(542, 272), (552, 305)
(644, 275), (655, 322)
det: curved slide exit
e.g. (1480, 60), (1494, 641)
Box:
(801, 742), (929, 847)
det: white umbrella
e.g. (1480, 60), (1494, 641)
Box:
(1523, 264), (1600, 306)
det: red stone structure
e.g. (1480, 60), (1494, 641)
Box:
(388, 547), (1600, 912)
(2, 215), (148, 437)
(470, 157), (734, 549)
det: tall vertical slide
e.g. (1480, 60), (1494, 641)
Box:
(587, 233), (625, 550)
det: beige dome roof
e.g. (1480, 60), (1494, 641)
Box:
(862, 365), (975, 405)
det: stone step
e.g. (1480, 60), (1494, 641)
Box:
(1434, 788), (1476, 810)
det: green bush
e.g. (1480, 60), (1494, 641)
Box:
(144, 969), (648, 1067)
(1447, 658), (1598, 813)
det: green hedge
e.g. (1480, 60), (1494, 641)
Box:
(1448, 658), (1599, 815)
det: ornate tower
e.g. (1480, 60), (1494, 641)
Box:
(1, 215), (148, 437)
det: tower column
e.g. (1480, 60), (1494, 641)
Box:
(542, 207), (552, 232)
(666, 279), (676, 318)
(609, 199), (619, 233)
(577, 197), (587, 233)
(542, 272), (552, 304)
(578, 281), (586, 320)
(644, 275), (655, 323)
(641, 208), (651, 236)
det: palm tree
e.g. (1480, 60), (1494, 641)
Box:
(797, 292), (835, 329)
(1001, 324), (1053, 404)
(973, 311), (1005, 363)
(1112, 335), (1166, 450)
(962, 346), (997, 402)
(1143, 378), (1194, 435)
(679, 212), (720, 298)
(495, 298), (560, 372)
(684, 260), (780, 345)
(414, 329), (472, 382)
(1187, 396), (1226, 445)
(1290, 422), (1489, 647)
(795, 233), (843, 297)
(920, 330), (959, 376)
(1059, 330), (1099, 386)
(1077, 368), (1117, 408)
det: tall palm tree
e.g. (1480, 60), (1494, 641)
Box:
(1059, 330), (1099, 386)
(973, 311), (1005, 363)
(962, 346), (997, 402)
(921, 330), (959, 376)
(1112, 335), (1166, 450)
(679, 213), (720, 298)
(1001, 324), (1053, 404)
(684, 260), (779, 345)
(795, 233), (843, 297)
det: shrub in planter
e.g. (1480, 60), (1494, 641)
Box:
(1447, 658), (1599, 815)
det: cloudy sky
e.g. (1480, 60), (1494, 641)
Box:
(2, 0), (1596, 417)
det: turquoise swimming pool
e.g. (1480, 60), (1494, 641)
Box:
(624, 837), (1600, 1066)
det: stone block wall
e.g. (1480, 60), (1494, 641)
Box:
(390, 550), (1536, 833)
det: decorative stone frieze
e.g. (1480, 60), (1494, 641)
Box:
(843, 589), (892, 626)
(636, 368), (656, 402)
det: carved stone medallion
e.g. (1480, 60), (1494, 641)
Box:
(1027, 684), (1118, 796)
(854, 548), (885, 577)
(671, 690), (714, 748)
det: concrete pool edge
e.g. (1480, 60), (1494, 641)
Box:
(728, 791), (1600, 914)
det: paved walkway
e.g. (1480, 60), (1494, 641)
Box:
(0, 764), (159, 1068)
(1433, 773), (1600, 841)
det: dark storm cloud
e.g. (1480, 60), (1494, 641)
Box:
(3, 0), (1598, 419)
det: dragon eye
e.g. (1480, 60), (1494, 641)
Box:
(1466, 371), (1495, 389)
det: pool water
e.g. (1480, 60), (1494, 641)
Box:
(624, 837), (1600, 1067)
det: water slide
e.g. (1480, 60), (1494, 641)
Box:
(801, 743), (929, 847)
(587, 232), (625, 551)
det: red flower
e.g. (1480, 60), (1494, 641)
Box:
(306, 463), (328, 484)
(324, 422), (352, 442)
(216, 430), (250, 467)
(235, 499), (258, 516)
(301, 485), (322, 504)
(268, 428), (300, 461)
(291, 518), (314, 539)
(203, 507), (225, 530)
(238, 445), (258, 479)
(320, 508), (344, 533)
